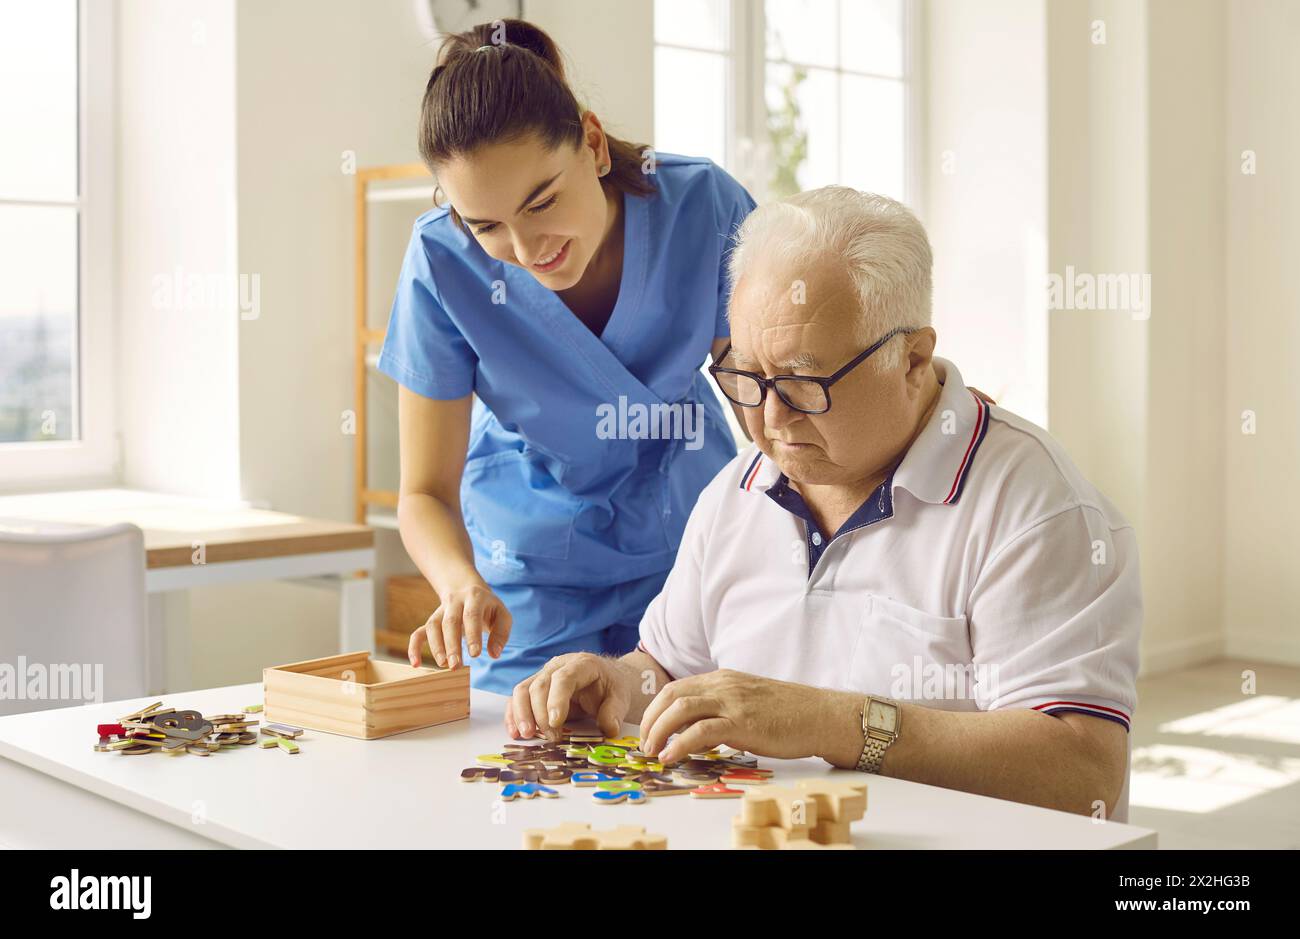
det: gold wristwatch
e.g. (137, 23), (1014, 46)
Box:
(856, 696), (901, 774)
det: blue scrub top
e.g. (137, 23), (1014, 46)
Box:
(377, 153), (757, 691)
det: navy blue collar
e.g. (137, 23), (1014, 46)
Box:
(765, 470), (896, 577)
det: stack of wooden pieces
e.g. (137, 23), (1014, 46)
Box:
(732, 778), (866, 850)
(523, 822), (667, 850)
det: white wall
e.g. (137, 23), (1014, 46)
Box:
(922, 0), (1048, 425)
(116, 0), (240, 500)
(1223, 0), (1300, 664)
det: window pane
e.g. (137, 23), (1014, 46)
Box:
(765, 63), (838, 196)
(839, 74), (905, 200)
(0, 0), (77, 202)
(766, 0), (837, 67)
(840, 0), (904, 77)
(0, 205), (78, 443)
(655, 0), (728, 52)
(655, 47), (727, 165)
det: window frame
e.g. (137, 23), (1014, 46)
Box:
(655, 0), (923, 209)
(0, 0), (117, 492)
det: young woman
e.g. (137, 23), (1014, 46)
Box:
(379, 19), (755, 696)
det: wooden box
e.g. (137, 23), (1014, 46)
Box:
(263, 651), (469, 739)
(379, 574), (440, 657)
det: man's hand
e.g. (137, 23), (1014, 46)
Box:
(637, 670), (831, 764)
(506, 653), (635, 741)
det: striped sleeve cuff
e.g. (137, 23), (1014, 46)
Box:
(1030, 699), (1132, 732)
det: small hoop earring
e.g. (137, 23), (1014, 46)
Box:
(599, 164), (609, 176)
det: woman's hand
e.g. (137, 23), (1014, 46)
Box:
(408, 580), (512, 669)
(506, 653), (635, 740)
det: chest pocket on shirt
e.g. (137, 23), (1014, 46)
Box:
(461, 449), (582, 563)
(849, 595), (973, 701)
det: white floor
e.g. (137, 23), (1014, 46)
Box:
(1129, 659), (1300, 849)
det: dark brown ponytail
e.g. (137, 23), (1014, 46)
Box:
(419, 18), (655, 227)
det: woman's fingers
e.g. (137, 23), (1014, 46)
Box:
(486, 602), (513, 659)
(461, 592), (484, 659)
(441, 599), (464, 668)
(411, 608), (446, 668)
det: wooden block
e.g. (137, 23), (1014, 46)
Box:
(794, 778), (868, 823)
(260, 738), (280, 749)
(740, 786), (819, 828)
(264, 652), (469, 740)
(261, 723), (303, 738)
(276, 737), (300, 754)
(244, 704), (263, 713)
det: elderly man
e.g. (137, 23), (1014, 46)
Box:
(506, 188), (1140, 819)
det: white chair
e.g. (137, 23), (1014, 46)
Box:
(0, 523), (148, 716)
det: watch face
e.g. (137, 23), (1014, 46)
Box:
(868, 700), (897, 733)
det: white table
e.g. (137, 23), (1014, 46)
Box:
(0, 489), (376, 693)
(0, 684), (1158, 850)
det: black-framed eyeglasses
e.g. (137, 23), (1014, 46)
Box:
(708, 327), (915, 415)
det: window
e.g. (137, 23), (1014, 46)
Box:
(0, 0), (114, 488)
(0, 0), (79, 445)
(653, 0), (917, 205)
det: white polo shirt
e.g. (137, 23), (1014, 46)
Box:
(638, 357), (1140, 731)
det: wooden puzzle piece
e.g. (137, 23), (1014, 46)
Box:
(97, 723), (125, 737)
(244, 704), (263, 712)
(603, 735), (640, 749)
(260, 737), (280, 749)
(689, 784), (745, 799)
(276, 737), (300, 754)
(522, 822), (666, 850)
(642, 783), (695, 797)
(740, 786), (819, 828)
(592, 789), (647, 805)
(523, 822), (601, 850)
(571, 771), (619, 787)
(595, 825), (667, 850)
(120, 743), (155, 755)
(476, 754), (512, 767)
(719, 769), (770, 786)
(501, 783), (558, 801)
(262, 723), (303, 738)
(809, 818), (852, 845)
(186, 744), (212, 756)
(150, 709), (215, 741)
(118, 701), (164, 723)
(539, 768), (573, 785)
(794, 778), (867, 823)
(731, 817), (810, 848)
(586, 745), (629, 767)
